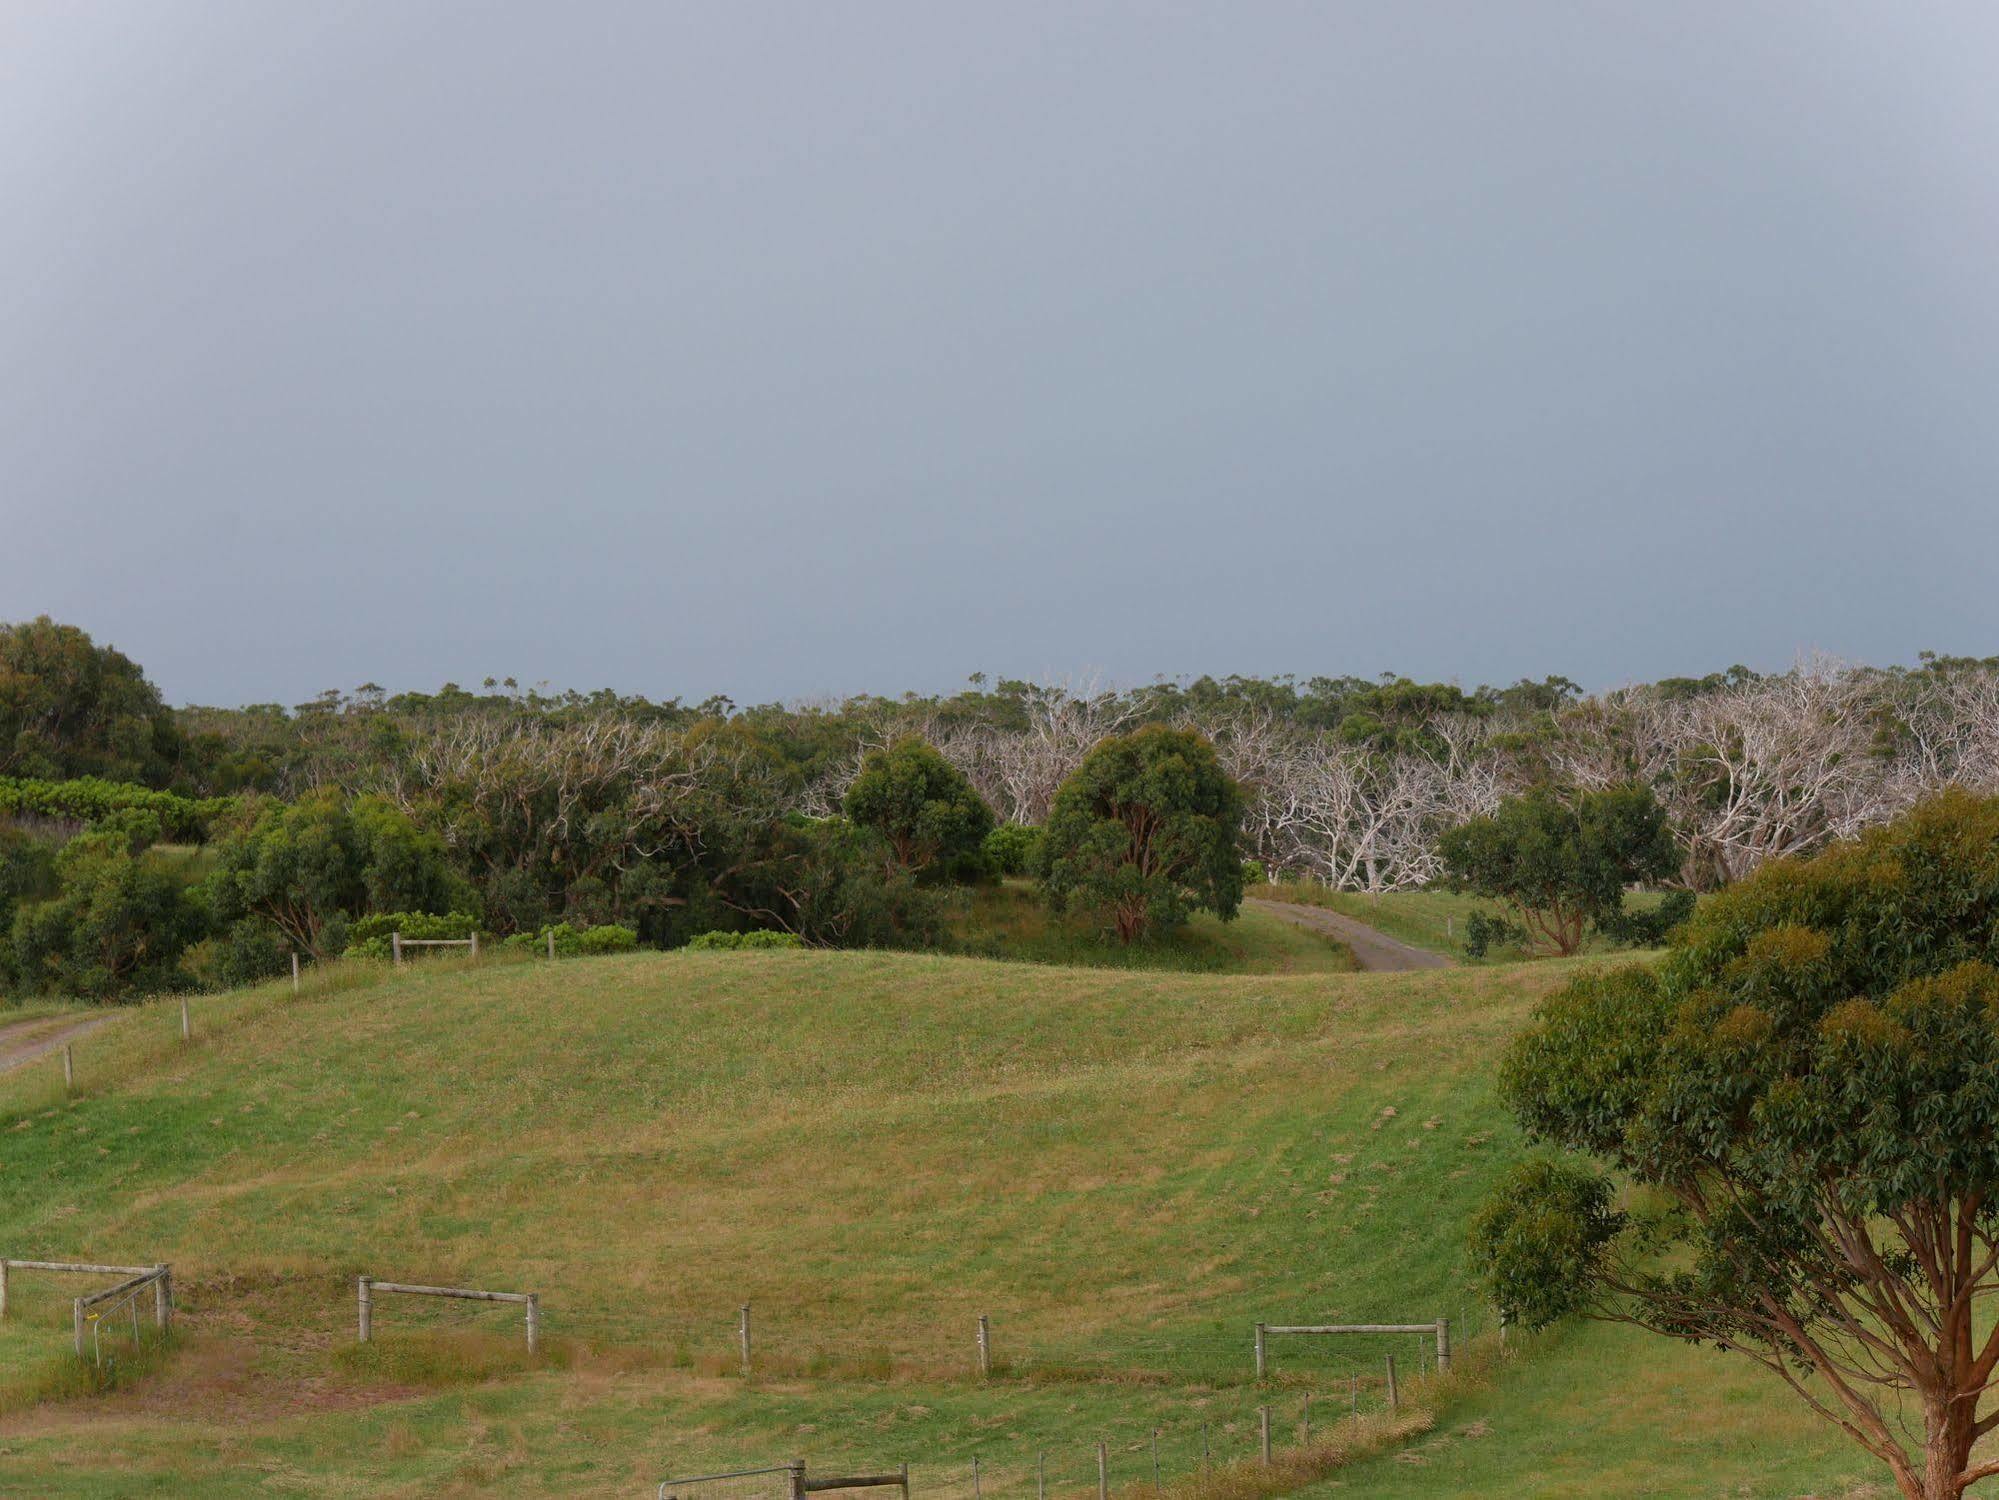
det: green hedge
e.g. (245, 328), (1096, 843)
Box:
(502, 921), (639, 957)
(0, 777), (233, 841)
(684, 929), (804, 951)
(343, 911), (479, 959)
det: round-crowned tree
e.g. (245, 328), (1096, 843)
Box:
(1040, 725), (1243, 943)
(1473, 790), (1999, 1500)
(842, 737), (994, 879)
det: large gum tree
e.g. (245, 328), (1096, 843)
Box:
(1474, 790), (1999, 1500)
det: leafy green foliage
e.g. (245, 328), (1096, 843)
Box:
(6, 832), (205, 999)
(1461, 908), (1528, 959)
(982, 822), (1043, 877)
(843, 738), (994, 879)
(0, 776), (230, 841)
(502, 921), (639, 956)
(1473, 790), (1999, 1499)
(684, 929), (804, 951)
(342, 910), (479, 959)
(1439, 785), (1677, 955)
(1041, 726), (1244, 944)
(206, 790), (467, 959)
(0, 617), (183, 785)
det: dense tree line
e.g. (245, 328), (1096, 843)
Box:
(8, 615), (1999, 997)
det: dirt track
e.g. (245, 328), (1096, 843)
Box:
(1246, 898), (1453, 973)
(0, 1013), (110, 1075)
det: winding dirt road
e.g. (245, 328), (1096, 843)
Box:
(1247, 897), (1453, 973)
(0, 1013), (110, 1076)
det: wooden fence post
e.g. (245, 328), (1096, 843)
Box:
(291, 952), (301, 992)
(525, 1292), (540, 1355)
(1497, 1302), (1507, 1346)
(0, 1259), (9, 1320)
(470, 930), (480, 959)
(1096, 1441), (1108, 1500)
(739, 1303), (752, 1375)
(1254, 1320), (1267, 1379)
(1386, 1352), (1398, 1411)
(1036, 1451), (1045, 1500)
(62, 1044), (73, 1090)
(180, 998), (190, 1041)
(154, 1265), (171, 1329)
(977, 1313), (991, 1376)
(1435, 1316), (1451, 1373)
(1151, 1429), (1160, 1490)
(1301, 1391), (1311, 1441)
(72, 1297), (85, 1358)
(972, 1454), (981, 1500)
(391, 932), (403, 967)
(547, 931), (556, 961)
(1350, 1372), (1358, 1421)
(788, 1460), (806, 1500)
(1259, 1405), (1271, 1464)
(357, 1276), (372, 1341)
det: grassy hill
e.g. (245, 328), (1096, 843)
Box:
(0, 947), (1865, 1496)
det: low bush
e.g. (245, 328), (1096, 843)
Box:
(684, 929), (805, 952)
(0, 775), (231, 842)
(983, 823), (1044, 877)
(343, 910), (479, 959)
(502, 921), (638, 956)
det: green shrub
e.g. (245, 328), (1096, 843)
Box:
(983, 823), (1044, 877)
(502, 921), (639, 956)
(8, 831), (206, 1000)
(0, 775), (231, 841)
(1462, 909), (1528, 959)
(342, 910), (479, 959)
(685, 929), (805, 952)
(843, 738), (994, 879)
(206, 790), (470, 959)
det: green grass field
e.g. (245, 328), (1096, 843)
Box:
(945, 881), (1357, 973)
(0, 945), (1869, 1495)
(1250, 884), (1684, 964)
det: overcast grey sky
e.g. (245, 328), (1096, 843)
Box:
(4, 2), (1996, 707)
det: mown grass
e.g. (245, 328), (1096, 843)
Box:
(1251, 884), (1681, 963)
(0, 948), (1860, 1494)
(945, 882), (1356, 973)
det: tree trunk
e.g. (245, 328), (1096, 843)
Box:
(1920, 1391), (1976, 1500)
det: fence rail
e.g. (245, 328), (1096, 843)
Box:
(357, 1275), (539, 1352)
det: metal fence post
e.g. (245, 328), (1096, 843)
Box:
(739, 1303), (753, 1375)
(72, 1297), (85, 1358)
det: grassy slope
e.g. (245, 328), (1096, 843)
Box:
(0, 951), (1858, 1495)
(944, 882), (1357, 973)
(1252, 885), (1680, 964)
